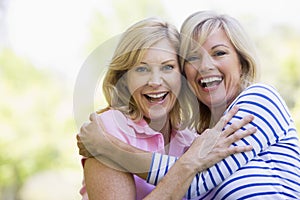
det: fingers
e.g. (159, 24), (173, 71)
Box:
(226, 145), (253, 155)
(79, 148), (92, 157)
(79, 122), (89, 135)
(222, 114), (254, 137)
(76, 134), (82, 146)
(226, 126), (257, 145)
(219, 138), (254, 158)
(89, 112), (97, 122)
(76, 133), (93, 157)
(76, 134), (84, 149)
(214, 105), (239, 131)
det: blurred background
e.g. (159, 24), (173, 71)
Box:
(1, 0), (299, 199)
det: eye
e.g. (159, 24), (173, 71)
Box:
(135, 66), (149, 72)
(186, 56), (200, 62)
(213, 51), (226, 57)
(162, 65), (174, 71)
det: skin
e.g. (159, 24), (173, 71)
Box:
(84, 158), (136, 200)
(78, 28), (256, 200)
(185, 28), (242, 122)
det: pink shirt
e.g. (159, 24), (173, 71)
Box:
(80, 109), (197, 200)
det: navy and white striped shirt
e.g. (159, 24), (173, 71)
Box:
(147, 83), (300, 199)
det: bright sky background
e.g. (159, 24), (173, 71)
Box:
(3, 0), (300, 86)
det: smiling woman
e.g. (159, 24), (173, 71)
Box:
(79, 17), (198, 200)
(126, 40), (181, 127)
(184, 28), (245, 122)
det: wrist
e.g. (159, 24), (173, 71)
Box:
(180, 147), (207, 173)
(176, 152), (200, 175)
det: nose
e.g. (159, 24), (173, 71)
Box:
(197, 52), (215, 73)
(148, 70), (162, 87)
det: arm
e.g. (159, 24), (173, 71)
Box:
(78, 117), (151, 179)
(147, 84), (293, 198)
(145, 107), (256, 199)
(78, 105), (255, 199)
(84, 158), (136, 200)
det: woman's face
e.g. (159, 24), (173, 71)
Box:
(184, 28), (242, 110)
(127, 39), (181, 120)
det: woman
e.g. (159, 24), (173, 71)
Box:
(146, 11), (300, 199)
(78, 16), (255, 200)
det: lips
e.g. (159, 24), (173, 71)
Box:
(199, 76), (223, 88)
(144, 92), (168, 103)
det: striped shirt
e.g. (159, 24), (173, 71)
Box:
(147, 83), (300, 199)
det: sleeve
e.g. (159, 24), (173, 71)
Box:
(146, 84), (293, 199)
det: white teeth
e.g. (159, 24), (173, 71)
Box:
(201, 77), (222, 84)
(146, 92), (167, 98)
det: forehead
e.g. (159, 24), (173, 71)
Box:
(202, 28), (230, 47)
(189, 28), (232, 52)
(141, 40), (177, 60)
(147, 39), (176, 52)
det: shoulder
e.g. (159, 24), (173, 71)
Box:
(98, 109), (127, 122)
(231, 83), (288, 110)
(98, 109), (135, 139)
(229, 83), (292, 127)
(240, 83), (280, 98)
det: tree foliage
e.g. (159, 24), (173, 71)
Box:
(0, 49), (77, 199)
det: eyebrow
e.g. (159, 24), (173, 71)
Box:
(211, 44), (229, 50)
(140, 59), (176, 65)
(162, 59), (176, 64)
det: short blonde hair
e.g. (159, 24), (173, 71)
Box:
(180, 11), (259, 133)
(99, 17), (188, 129)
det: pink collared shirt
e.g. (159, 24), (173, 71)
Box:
(80, 109), (197, 200)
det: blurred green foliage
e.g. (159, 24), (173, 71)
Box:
(0, 49), (77, 199)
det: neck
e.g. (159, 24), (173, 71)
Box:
(210, 104), (227, 125)
(149, 118), (170, 133)
(147, 117), (171, 143)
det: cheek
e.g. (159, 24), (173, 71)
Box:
(221, 60), (241, 83)
(127, 76), (145, 94)
(230, 66), (242, 84)
(184, 68), (197, 88)
(169, 73), (182, 96)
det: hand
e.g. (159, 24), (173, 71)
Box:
(185, 105), (256, 172)
(77, 112), (152, 175)
(76, 134), (92, 157)
(76, 112), (112, 158)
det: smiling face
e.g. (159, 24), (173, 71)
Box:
(126, 39), (181, 121)
(184, 28), (242, 112)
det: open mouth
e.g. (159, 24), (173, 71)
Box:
(199, 76), (223, 88)
(144, 92), (168, 103)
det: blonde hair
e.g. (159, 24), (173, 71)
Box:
(99, 17), (188, 129)
(180, 11), (259, 133)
